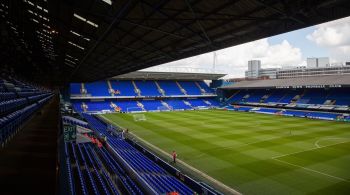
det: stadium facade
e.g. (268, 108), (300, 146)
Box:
(245, 59), (350, 79)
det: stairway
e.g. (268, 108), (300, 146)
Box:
(227, 90), (240, 101)
(80, 83), (87, 95)
(160, 100), (171, 110)
(154, 81), (165, 96)
(132, 81), (141, 96)
(203, 99), (211, 106)
(107, 80), (114, 96)
(292, 90), (306, 103)
(136, 101), (146, 111)
(175, 81), (187, 95)
(82, 102), (88, 112)
(195, 81), (206, 94)
(183, 100), (192, 107)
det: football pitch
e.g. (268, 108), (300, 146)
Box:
(100, 110), (350, 195)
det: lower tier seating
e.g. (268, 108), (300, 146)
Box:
(72, 97), (219, 113)
(226, 88), (350, 106)
(81, 114), (194, 194)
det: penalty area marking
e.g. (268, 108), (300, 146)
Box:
(273, 158), (349, 183)
(272, 140), (350, 159)
(99, 115), (242, 195)
(314, 137), (350, 148)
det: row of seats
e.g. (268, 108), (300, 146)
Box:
(227, 88), (350, 106)
(82, 114), (193, 194)
(0, 77), (53, 147)
(63, 116), (144, 195)
(228, 106), (344, 120)
(66, 142), (124, 195)
(0, 95), (53, 146)
(70, 80), (214, 97)
(72, 98), (219, 112)
(0, 92), (16, 101)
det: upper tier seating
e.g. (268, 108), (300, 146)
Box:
(85, 81), (110, 96)
(134, 80), (161, 96)
(70, 83), (81, 95)
(178, 81), (202, 95)
(110, 80), (137, 96)
(70, 80), (215, 97)
(157, 81), (183, 96)
(198, 81), (214, 93)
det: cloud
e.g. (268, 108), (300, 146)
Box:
(144, 38), (303, 78)
(307, 16), (350, 62)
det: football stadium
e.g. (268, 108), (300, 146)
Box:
(1, 0), (350, 195)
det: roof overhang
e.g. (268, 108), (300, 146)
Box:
(111, 71), (226, 80)
(2, 0), (350, 83)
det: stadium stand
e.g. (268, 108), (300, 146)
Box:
(222, 75), (350, 108)
(79, 113), (195, 194)
(70, 78), (219, 113)
(158, 80), (184, 96)
(220, 75), (350, 122)
(0, 77), (53, 147)
(110, 80), (138, 96)
(0, 86), (56, 194)
(134, 80), (161, 96)
(85, 81), (110, 96)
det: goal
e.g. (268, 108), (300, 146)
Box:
(132, 113), (147, 122)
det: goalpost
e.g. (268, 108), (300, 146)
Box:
(157, 105), (173, 112)
(127, 107), (147, 122)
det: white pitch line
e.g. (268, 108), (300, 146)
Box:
(272, 140), (350, 159)
(193, 135), (292, 159)
(314, 137), (350, 148)
(273, 158), (349, 183)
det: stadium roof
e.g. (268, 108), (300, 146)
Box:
(2, 0), (350, 83)
(111, 71), (226, 80)
(221, 75), (350, 89)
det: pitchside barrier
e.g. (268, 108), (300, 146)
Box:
(126, 139), (223, 195)
(194, 106), (210, 110)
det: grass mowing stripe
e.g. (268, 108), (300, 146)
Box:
(101, 110), (350, 195)
(273, 158), (349, 182)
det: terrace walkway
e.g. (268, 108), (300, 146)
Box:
(0, 97), (59, 194)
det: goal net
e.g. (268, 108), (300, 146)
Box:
(157, 105), (173, 112)
(132, 113), (147, 122)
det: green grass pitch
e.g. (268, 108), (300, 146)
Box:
(100, 110), (350, 195)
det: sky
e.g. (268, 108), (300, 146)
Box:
(143, 16), (350, 78)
